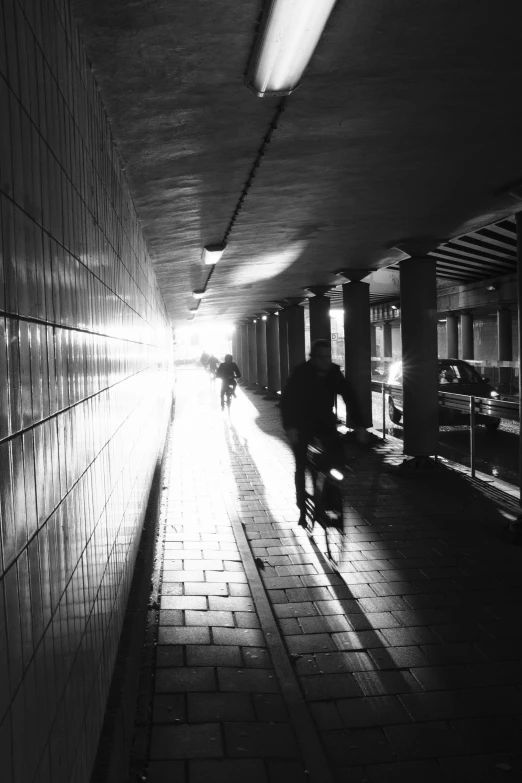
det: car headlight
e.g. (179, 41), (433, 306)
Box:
(490, 390), (499, 398)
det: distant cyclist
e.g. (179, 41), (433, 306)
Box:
(216, 354), (241, 409)
(281, 339), (368, 527)
(207, 354), (219, 380)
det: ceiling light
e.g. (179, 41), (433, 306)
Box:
(202, 244), (226, 265)
(485, 284), (498, 292)
(193, 290), (206, 299)
(262, 315), (267, 321)
(391, 305), (398, 311)
(245, 0), (337, 97)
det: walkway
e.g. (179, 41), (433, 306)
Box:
(130, 368), (522, 783)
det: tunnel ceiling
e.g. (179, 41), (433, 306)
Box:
(71, 0), (522, 326)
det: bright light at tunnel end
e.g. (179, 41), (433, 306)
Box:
(245, 0), (338, 97)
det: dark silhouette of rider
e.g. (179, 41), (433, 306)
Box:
(281, 339), (368, 526)
(216, 354), (241, 409)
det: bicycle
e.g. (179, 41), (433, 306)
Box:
(303, 438), (347, 566)
(221, 380), (236, 409)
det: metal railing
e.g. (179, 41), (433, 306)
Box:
(373, 381), (519, 479)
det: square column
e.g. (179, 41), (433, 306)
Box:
(400, 257), (438, 457)
(446, 313), (458, 359)
(461, 312), (474, 360)
(278, 308), (289, 389)
(265, 312), (280, 397)
(240, 323), (249, 383)
(497, 307), (513, 386)
(247, 320), (257, 386)
(255, 317), (267, 389)
(342, 281), (372, 427)
(286, 302), (306, 373)
(307, 287), (332, 347)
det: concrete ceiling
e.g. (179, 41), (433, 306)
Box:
(72, 0), (522, 326)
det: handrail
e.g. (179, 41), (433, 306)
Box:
(373, 380), (519, 483)
(371, 380), (519, 422)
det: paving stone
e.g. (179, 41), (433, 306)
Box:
(185, 583), (229, 596)
(353, 671), (423, 696)
(309, 701), (345, 729)
(312, 651), (376, 673)
(346, 612), (401, 631)
(230, 584), (252, 597)
(242, 648), (273, 669)
(385, 721), (467, 760)
(265, 760), (310, 783)
(302, 672), (363, 700)
(156, 646), (184, 667)
(368, 646), (431, 669)
(337, 695), (411, 727)
(188, 693), (255, 722)
(185, 610), (234, 627)
(163, 570), (205, 582)
(224, 722), (299, 758)
(158, 627), (210, 645)
(440, 753), (522, 782)
(449, 716), (522, 754)
(323, 727), (395, 765)
(217, 669), (280, 693)
(420, 642), (487, 664)
(274, 602), (317, 618)
(333, 631), (389, 651)
(299, 615), (351, 634)
(161, 596), (207, 610)
(315, 599), (362, 615)
(380, 627), (440, 646)
(279, 618), (301, 635)
(162, 583), (184, 596)
(252, 693), (289, 722)
(286, 633), (337, 654)
(147, 760), (186, 782)
(364, 760), (448, 782)
(186, 645), (242, 668)
(153, 694), (186, 724)
(234, 612), (261, 629)
(155, 667), (215, 693)
(190, 760), (268, 783)
(212, 628), (265, 647)
(158, 610), (184, 626)
(208, 596), (255, 612)
(151, 723), (223, 759)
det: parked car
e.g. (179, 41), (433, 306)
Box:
(387, 359), (501, 431)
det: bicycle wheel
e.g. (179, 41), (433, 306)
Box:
(321, 480), (344, 566)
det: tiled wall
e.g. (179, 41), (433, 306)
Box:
(0, 0), (172, 780)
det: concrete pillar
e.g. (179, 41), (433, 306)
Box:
(248, 320), (257, 386)
(231, 328), (238, 363)
(383, 322), (393, 358)
(278, 308), (289, 390)
(240, 323), (249, 383)
(370, 324), (377, 377)
(287, 303), (306, 373)
(497, 308), (512, 361)
(498, 308), (513, 387)
(446, 313), (458, 359)
(255, 317), (267, 388)
(461, 312), (474, 360)
(400, 257), (438, 457)
(307, 287), (331, 347)
(342, 281), (372, 428)
(516, 212), (522, 504)
(265, 312), (280, 397)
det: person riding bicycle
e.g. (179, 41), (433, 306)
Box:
(207, 354), (219, 379)
(281, 339), (368, 527)
(216, 354), (241, 409)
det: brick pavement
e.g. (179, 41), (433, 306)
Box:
(131, 368), (522, 783)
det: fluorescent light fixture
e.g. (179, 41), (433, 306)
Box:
(329, 468), (344, 481)
(245, 0), (337, 97)
(193, 290), (206, 299)
(202, 244), (226, 265)
(391, 305), (398, 311)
